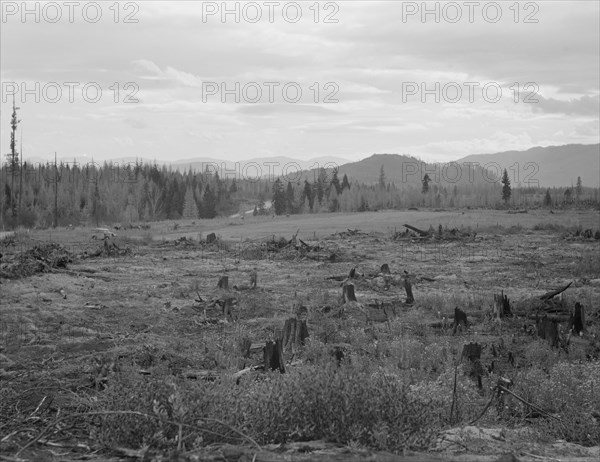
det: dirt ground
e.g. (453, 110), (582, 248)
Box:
(1, 208), (599, 461)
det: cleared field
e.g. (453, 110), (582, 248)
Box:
(1, 208), (599, 461)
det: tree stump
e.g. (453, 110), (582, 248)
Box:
(537, 315), (559, 348)
(217, 275), (229, 290)
(462, 342), (483, 389)
(404, 276), (414, 304)
(342, 282), (357, 303)
(222, 297), (236, 322)
(571, 302), (585, 336)
(264, 339), (285, 373)
(281, 318), (309, 354)
(249, 269), (258, 289)
(493, 292), (512, 318)
(206, 232), (217, 244)
(380, 263), (390, 274)
(452, 307), (468, 335)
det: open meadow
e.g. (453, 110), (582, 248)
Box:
(1, 208), (600, 461)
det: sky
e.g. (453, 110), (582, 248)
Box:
(0, 0), (599, 165)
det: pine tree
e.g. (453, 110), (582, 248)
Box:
(285, 181), (295, 214)
(422, 174), (430, 194)
(544, 189), (552, 207)
(182, 186), (198, 219)
(341, 174), (350, 191)
(378, 165), (386, 189)
(331, 168), (341, 194)
(303, 180), (314, 210)
(201, 185), (217, 218)
(272, 178), (286, 215)
(501, 169), (511, 204)
(575, 176), (582, 200)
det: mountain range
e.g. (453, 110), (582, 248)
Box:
(21, 144), (599, 188)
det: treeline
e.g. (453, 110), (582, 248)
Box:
(0, 160), (598, 229)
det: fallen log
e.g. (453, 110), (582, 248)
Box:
(403, 224), (430, 237)
(540, 281), (572, 301)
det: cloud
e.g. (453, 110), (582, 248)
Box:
(531, 95), (600, 116)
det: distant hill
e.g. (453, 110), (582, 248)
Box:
(337, 144), (599, 188)
(456, 144), (599, 188)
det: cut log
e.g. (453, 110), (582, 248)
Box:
(264, 339), (285, 373)
(281, 318), (309, 354)
(343, 282), (357, 303)
(571, 302), (585, 336)
(403, 224), (430, 237)
(540, 281), (572, 301)
(536, 316), (559, 348)
(217, 275), (229, 290)
(404, 276), (414, 304)
(452, 307), (468, 335)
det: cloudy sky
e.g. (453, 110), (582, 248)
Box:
(1, 0), (598, 164)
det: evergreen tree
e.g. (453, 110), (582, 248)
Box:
(378, 165), (386, 189)
(182, 186), (198, 219)
(501, 169), (511, 203)
(303, 180), (314, 210)
(422, 174), (430, 194)
(341, 173), (350, 191)
(544, 189), (552, 207)
(331, 168), (341, 194)
(201, 184), (217, 218)
(272, 178), (286, 215)
(285, 181), (295, 214)
(575, 176), (582, 200)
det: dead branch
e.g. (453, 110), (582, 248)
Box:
(539, 281), (572, 301)
(403, 224), (430, 237)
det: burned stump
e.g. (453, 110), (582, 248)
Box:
(452, 307), (468, 335)
(570, 302), (585, 336)
(264, 339), (285, 373)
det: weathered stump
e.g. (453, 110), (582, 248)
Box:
(217, 275), (229, 290)
(537, 315), (559, 348)
(493, 292), (512, 318)
(571, 302), (585, 336)
(380, 263), (390, 274)
(462, 342), (483, 389)
(264, 339), (285, 373)
(206, 232), (217, 244)
(343, 282), (357, 303)
(281, 318), (309, 354)
(452, 307), (468, 335)
(222, 297), (236, 322)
